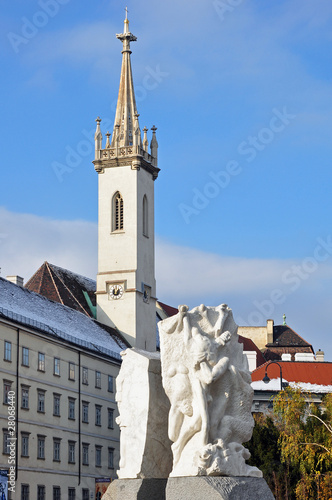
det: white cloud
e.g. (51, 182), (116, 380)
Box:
(0, 207), (97, 281)
(156, 238), (332, 300)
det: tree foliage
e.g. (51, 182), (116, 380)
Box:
(273, 388), (332, 499)
(247, 388), (332, 499)
(246, 412), (300, 499)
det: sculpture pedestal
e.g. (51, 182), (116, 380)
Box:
(102, 476), (275, 500)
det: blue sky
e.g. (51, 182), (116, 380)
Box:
(1, 1), (332, 359)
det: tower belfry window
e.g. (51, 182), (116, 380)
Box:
(113, 192), (124, 231)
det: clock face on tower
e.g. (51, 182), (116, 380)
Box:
(109, 284), (124, 300)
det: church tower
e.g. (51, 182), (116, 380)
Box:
(93, 12), (159, 351)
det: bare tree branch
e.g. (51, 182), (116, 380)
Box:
(308, 413), (332, 435)
(299, 442), (331, 454)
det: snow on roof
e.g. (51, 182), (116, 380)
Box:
(49, 263), (96, 292)
(251, 378), (288, 391)
(0, 277), (127, 359)
(251, 378), (332, 394)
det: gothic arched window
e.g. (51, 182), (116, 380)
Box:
(112, 192), (124, 231)
(143, 195), (148, 237)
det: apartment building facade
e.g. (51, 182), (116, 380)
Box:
(0, 277), (127, 500)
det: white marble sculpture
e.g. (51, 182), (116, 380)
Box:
(159, 304), (262, 478)
(115, 348), (172, 479)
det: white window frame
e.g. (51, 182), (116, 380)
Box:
(22, 347), (29, 366)
(53, 394), (61, 416)
(95, 445), (102, 467)
(21, 433), (29, 457)
(53, 439), (61, 462)
(4, 341), (12, 361)
(82, 443), (89, 465)
(37, 435), (45, 460)
(54, 357), (60, 376)
(95, 405), (102, 426)
(68, 441), (76, 464)
(37, 390), (45, 413)
(82, 367), (88, 385)
(38, 352), (45, 372)
(95, 370), (101, 389)
(68, 398), (76, 420)
(21, 386), (29, 409)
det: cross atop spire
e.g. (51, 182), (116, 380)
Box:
(116, 9), (137, 53)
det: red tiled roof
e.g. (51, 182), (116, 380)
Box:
(239, 335), (266, 367)
(251, 361), (332, 386)
(158, 301), (178, 317)
(25, 262), (96, 317)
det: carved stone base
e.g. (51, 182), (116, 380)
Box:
(102, 476), (275, 500)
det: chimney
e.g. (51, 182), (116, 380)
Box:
(267, 319), (274, 344)
(6, 275), (24, 287)
(316, 349), (325, 362)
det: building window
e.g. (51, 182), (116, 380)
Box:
(21, 433), (29, 457)
(22, 347), (29, 366)
(37, 435), (45, 460)
(68, 441), (76, 464)
(82, 367), (88, 385)
(95, 370), (101, 388)
(53, 394), (61, 416)
(21, 386), (29, 409)
(37, 485), (45, 500)
(68, 398), (75, 420)
(69, 362), (75, 380)
(21, 484), (29, 500)
(82, 402), (89, 423)
(82, 489), (89, 500)
(54, 357), (60, 376)
(38, 352), (45, 372)
(112, 191), (124, 231)
(4, 341), (12, 361)
(95, 405), (102, 426)
(108, 375), (114, 393)
(53, 486), (61, 500)
(53, 438), (61, 462)
(143, 194), (148, 237)
(68, 488), (76, 500)
(108, 447), (114, 469)
(37, 390), (45, 413)
(3, 381), (12, 404)
(108, 408), (114, 429)
(95, 445), (102, 467)
(82, 443), (89, 465)
(3, 431), (10, 454)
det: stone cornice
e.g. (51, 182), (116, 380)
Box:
(93, 148), (160, 179)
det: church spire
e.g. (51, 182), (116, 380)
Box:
(93, 13), (159, 176)
(111, 9), (139, 148)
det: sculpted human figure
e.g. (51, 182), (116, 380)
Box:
(162, 304), (233, 467)
(159, 303), (262, 478)
(167, 363), (193, 444)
